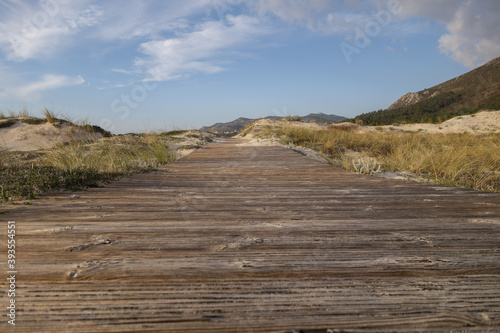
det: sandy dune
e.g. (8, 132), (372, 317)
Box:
(0, 119), (215, 154)
(0, 119), (102, 152)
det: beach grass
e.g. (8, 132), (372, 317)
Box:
(0, 128), (176, 202)
(243, 120), (500, 192)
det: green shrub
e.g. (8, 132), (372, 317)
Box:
(0, 119), (17, 128)
(21, 117), (47, 125)
(160, 130), (188, 137)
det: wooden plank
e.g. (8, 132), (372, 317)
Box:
(2, 138), (500, 332)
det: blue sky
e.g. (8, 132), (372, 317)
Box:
(0, 0), (499, 133)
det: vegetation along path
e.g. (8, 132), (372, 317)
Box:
(3, 138), (500, 332)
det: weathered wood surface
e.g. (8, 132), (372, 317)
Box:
(2, 138), (500, 332)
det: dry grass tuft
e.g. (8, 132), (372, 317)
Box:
(18, 108), (30, 118)
(43, 108), (58, 124)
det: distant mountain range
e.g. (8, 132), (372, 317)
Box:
(354, 57), (500, 125)
(200, 113), (346, 134)
(201, 57), (500, 131)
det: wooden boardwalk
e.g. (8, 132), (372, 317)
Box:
(3, 138), (500, 332)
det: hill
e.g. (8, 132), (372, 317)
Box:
(201, 113), (346, 135)
(354, 57), (500, 125)
(200, 117), (264, 135)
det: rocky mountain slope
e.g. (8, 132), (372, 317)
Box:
(389, 57), (500, 110)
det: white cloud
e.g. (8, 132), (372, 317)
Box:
(96, 82), (132, 90)
(398, 0), (500, 68)
(0, 70), (84, 101)
(0, 1), (221, 62)
(111, 68), (135, 75)
(248, 0), (414, 45)
(14, 74), (84, 99)
(92, 0), (214, 41)
(0, 0), (102, 61)
(1, 0), (497, 104)
(135, 15), (270, 81)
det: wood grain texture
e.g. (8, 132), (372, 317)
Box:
(2, 138), (500, 332)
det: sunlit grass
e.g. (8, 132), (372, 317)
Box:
(0, 108), (153, 202)
(246, 120), (500, 192)
(40, 133), (174, 173)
